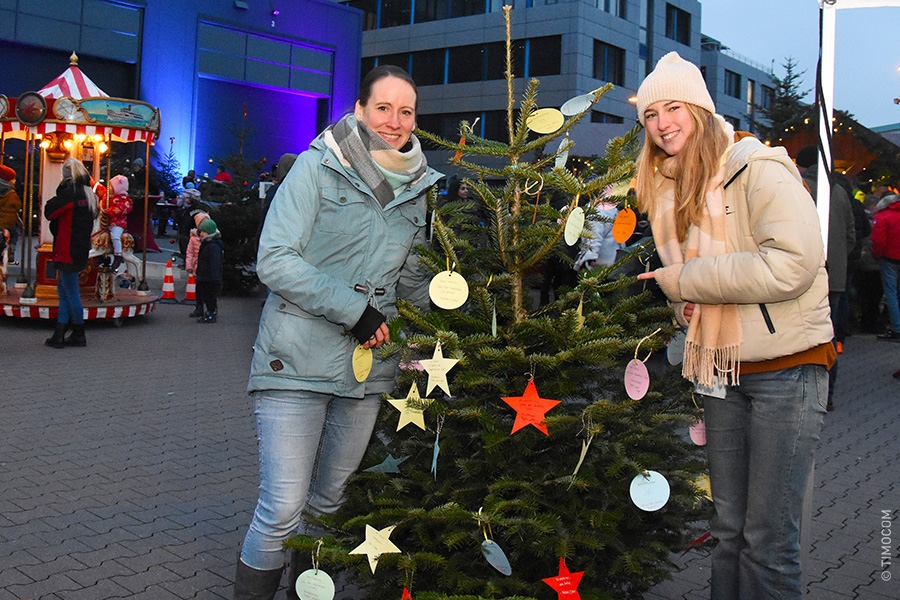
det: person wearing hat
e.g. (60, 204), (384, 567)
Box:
(634, 52), (833, 599)
(194, 217), (223, 323)
(0, 164), (22, 265)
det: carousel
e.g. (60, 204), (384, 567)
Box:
(0, 53), (162, 324)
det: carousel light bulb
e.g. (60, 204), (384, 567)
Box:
(40, 140), (51, 149)
(98, 142), (108, 154)
(63, 139), (73, 150)
(75, 133), (85, 142)
(93, 134), (103, 142)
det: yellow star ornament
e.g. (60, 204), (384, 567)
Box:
(349, 524), (401, 573)
(419, 341), (458, 396)
(387, 382), (433, 431)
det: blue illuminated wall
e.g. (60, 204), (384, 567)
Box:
(0, 0), (362, 179)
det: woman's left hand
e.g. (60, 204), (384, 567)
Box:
(637, 271), (656, 281)
(363, 322), (390, 350)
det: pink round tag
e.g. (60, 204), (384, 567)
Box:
(689, 418), (707, 446)
(624, 359), (650, 400)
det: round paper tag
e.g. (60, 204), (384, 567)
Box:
(429, 270), (469, 310)
(689, 418), (707, 446)
(526, 107), (564, 134)
(630, 470), (670, 512)
(295, 568), (335, 600)
(612, 208), (637, 243)
(352, 345), (373, 382)
(666, 330), (686, 366)
(481, 539), (512, 576)
(560, 92), (594, 116)
(624, 358), (650, 400)
(564, 206), (585, 246)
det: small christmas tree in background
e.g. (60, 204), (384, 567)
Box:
(157, 137), (183, 199)
(286, 8), (708, 599)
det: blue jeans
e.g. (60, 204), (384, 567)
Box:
(879, 260), (900, 332)
(704, 364), (827, 600)
(56, 270), (84, 325)
(240, 390), (382, 571)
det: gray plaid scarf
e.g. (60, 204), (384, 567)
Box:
(326, 114), (427, 207)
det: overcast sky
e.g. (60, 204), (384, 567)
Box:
(700, 0), (899, 129)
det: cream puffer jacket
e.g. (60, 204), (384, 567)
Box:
(670, 137), (833, 363)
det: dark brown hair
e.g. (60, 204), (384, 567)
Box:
(359, 65), (417, 110)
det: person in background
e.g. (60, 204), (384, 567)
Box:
(176, 182), (203, 264)
(194, 217), (223, 323)
(633, 52), (833, 600)
(870, 194), (900, 342)
(0, 164), (21, 265)
(44, 159), (98, 348)
(233, 65), (441, 600)
(102, 174), (133, 272)
(213, 164), (232, 183)
(794, 145), (855, 411)
(182, 169), (197, 189)
(185, 209), (211, 317)
(256, 152), (298, 250)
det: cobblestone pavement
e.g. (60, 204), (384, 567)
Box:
(1, 265), (898, 599)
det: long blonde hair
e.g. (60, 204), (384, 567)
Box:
(635, 104), (729, 242)
(61, 158), (98, 216)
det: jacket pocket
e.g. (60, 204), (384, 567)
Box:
(316, 186), (369, 235)
(254, 300), (344, 381)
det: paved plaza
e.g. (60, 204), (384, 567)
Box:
(1, 257), (898, 599)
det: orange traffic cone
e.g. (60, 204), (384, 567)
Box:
(184, 273), (196, 302)
(160, 259), (177, 302)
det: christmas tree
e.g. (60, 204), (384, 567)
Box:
(286, 8), (708, 599)
(157, 137), (183, 199)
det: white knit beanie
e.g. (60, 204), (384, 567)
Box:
(636, 52), (715, 125)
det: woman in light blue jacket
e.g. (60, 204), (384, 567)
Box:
(234, 65), (442, 599)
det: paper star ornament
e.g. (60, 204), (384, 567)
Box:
(542, 557), (584, 599)
(364, 453), (409, 474)
(401, 586), (412, 599)
(501, 378), (560, 435)
(419, 341), (458, 396)
(349, 524), (401, 573)
(387, 383), (433, 431)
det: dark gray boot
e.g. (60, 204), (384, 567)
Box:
(45, 323), (67, 349)
(64, 324), (87, 347)
(233, 560), (282, 600)
(285, 550), (311, 600)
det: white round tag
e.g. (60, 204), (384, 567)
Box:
(564, 206), (585, 246)
(624, 358), (650, 400)
(560, 92), (593, 116)
(429, 270), (469, 310)
(295, 568), (335, 600)
(554, 135), (570, 170)
(630, 470), (670, 512)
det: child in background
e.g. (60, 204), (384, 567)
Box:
(194, 218), (223, 323)
(185, 210), (209, 317)
(103, 175), (133, 271)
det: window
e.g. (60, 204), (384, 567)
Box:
(723, 115), (740, 129)
(450, 0), (485, 18)
(591, 111), (624, 124)
(593, 40), (625, 85)
(760, 85), (774, 110)
(485, 40), (525, 81)
(381, 0), (412, 27)
(724, 69), (741, 99)
(348, 0), (379, 30)
(746, 78), (755, 115)
(411, 49), (446, 86)
(665, 3), (691, 45)
(379, 53), (411, 72)
(528, 36), (561, 77)
(448, 44), (485, 83)
(599, 0), (627, 18)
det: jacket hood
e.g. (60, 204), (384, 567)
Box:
(725, 137), (804, 188)
(110, 174), (129, 196)
(875, 194), (900, 213)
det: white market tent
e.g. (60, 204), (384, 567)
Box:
(816, 0), (900, 251)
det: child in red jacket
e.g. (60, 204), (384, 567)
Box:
(102, 175), (133, 270)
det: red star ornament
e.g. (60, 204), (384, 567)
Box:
(401, 586), (412, 599)
(501, 379), (560, 436)
(542, 557), (584, 599)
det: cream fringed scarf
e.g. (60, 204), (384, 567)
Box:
(651, 158), (741, 387)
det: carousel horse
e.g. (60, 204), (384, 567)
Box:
(90, 213), (141, 291)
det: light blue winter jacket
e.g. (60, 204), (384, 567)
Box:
(248, 132), (442, 397)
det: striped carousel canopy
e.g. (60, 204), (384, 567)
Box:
(0, 52), (159, 143)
